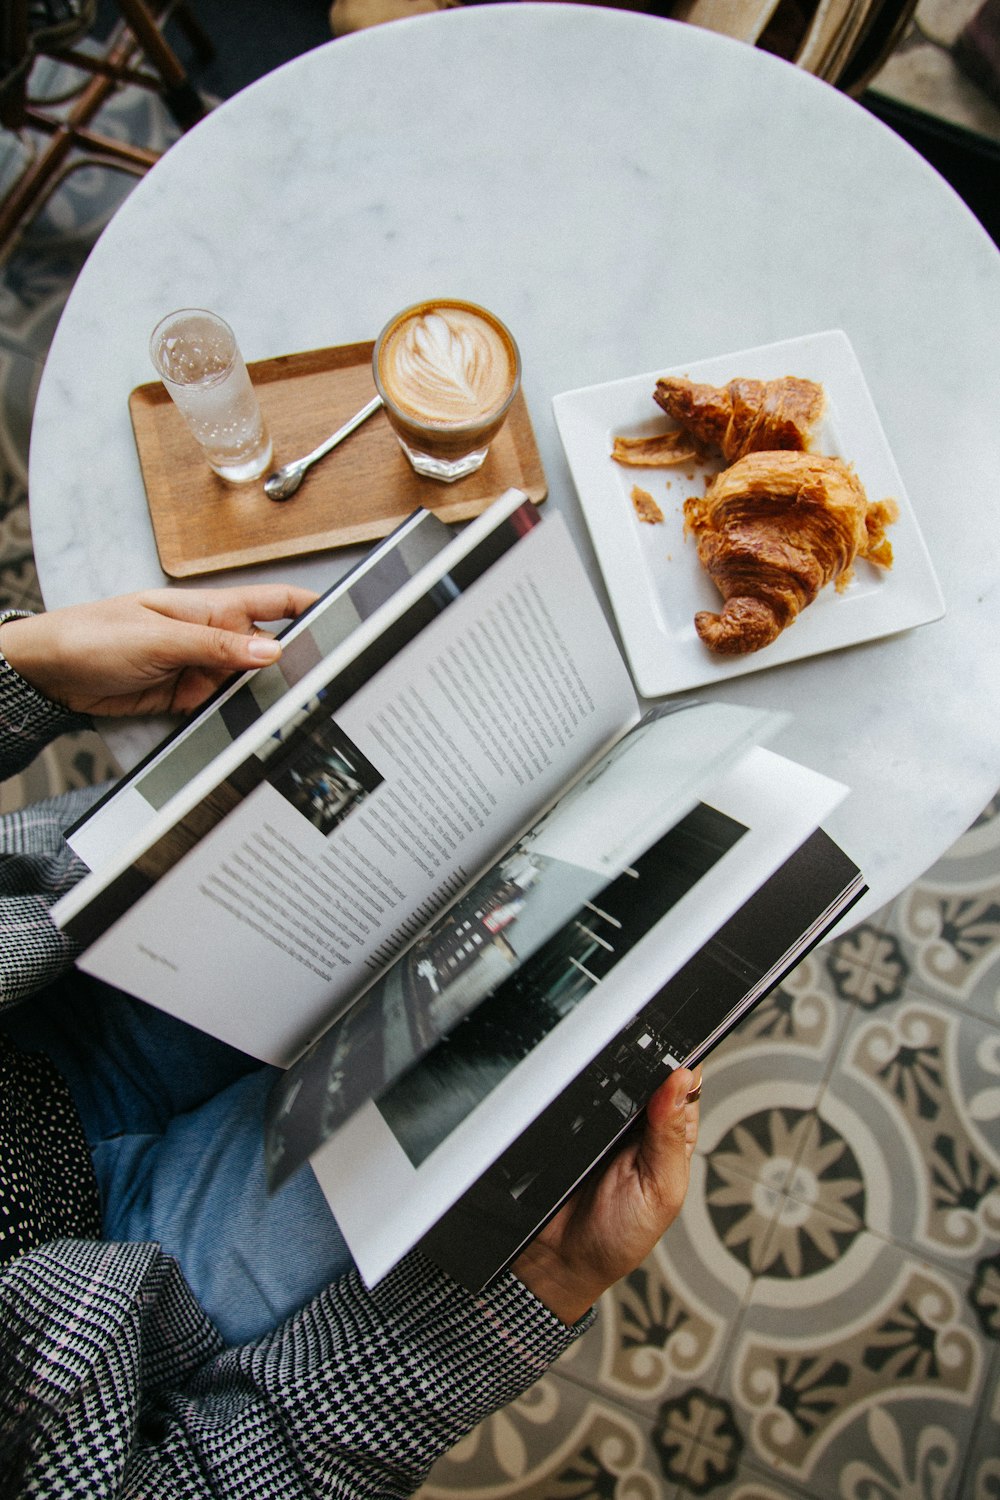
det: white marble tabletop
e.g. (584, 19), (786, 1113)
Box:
(29, 3), (1000, 923)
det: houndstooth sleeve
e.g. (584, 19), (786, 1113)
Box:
(0, 622), (105, 1009)
(2, 1240), (592, 1498)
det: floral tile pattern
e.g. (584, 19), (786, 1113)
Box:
(889, 795), (1000, 1026)
(2, 26), (999, 1500)
(834, 999), (1000, 1269)
(557, 1178), (747, 1419)
(727, 1225), (989, 1496)
(419, 1371), (680, 1499)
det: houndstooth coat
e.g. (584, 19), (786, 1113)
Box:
(0, 637), (586, 1498)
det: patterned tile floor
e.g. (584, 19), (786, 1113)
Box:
(2, 10), (998, 1496)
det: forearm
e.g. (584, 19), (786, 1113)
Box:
(511, 1238), (603, 1327)
(0, 612), (92, 779)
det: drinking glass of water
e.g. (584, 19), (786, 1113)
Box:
(149, 309), (272, 483)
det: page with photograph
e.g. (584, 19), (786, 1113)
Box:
(55, 489), (544, 941)
(264, 698), (781, 1189)
(60, 505), (639, 1066)
(307, 747), (853, 1285)
(418, 825), (864, 1291)
(68, 509), (456, 871)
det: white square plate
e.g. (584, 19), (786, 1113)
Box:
(553, 330), (944, 698)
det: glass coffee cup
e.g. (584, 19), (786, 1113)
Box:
(372, 299), (521, 482)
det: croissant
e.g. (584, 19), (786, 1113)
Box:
(683, 450), (897, 654)
(654, 375), (825, 462)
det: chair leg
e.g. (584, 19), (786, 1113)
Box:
(169, 0), (216, 66)
(110, 0), (208, 128)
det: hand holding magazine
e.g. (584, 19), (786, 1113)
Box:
(54, 489), (864, 1290)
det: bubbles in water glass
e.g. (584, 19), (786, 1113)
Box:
(150, 309), (272, 483)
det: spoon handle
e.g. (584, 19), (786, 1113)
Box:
(300, 394), (383, 468)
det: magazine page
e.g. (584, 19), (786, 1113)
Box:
(57, 494), (537, 947)
(69, 510), (455, 871)
(307, 746), (852, 1286)
(264, 698), (783, 1190)
(419, 826), (865, 1292)
(62, 507), (639, 1066)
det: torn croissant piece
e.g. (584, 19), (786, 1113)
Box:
(611, 429), (698, 466)
(683, 450), (898, 655)
(654, 375), (825, 463)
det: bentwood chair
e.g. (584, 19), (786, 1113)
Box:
(0, 0), (213, 258)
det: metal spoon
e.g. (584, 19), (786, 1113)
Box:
(264, 394), (383, 501)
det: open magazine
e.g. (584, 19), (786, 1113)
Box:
(54, 488), (865, 1288)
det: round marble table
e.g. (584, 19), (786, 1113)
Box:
(29, 3), (1000, 924)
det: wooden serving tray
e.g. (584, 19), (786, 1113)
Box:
(129, 340), (548, 578)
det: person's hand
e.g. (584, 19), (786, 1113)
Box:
(512, 1065), (701, 1325)
(0, 585), (318, 717)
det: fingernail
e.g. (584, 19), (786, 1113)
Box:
(248, 635), (281, 662)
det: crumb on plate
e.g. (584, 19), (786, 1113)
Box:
(630, 485), (664, 524)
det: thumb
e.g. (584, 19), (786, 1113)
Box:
(638, 1067), (696, 1205)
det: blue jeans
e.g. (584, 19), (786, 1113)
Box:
(6, 974), (352, 1345)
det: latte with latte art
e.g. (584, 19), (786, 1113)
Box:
(378, 304), (517, 427)
(373, 299), (521, 481)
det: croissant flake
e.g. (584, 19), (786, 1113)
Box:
(611, 430), (698, 466)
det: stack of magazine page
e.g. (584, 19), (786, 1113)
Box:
(54, 488), (866, 1292)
